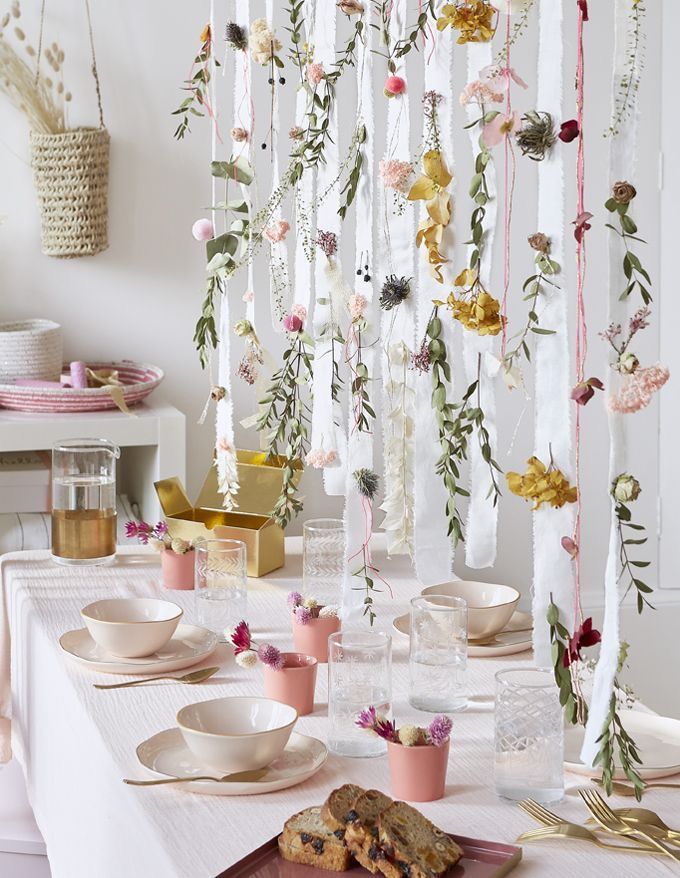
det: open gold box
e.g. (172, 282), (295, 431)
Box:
(155, 451), (301, 578)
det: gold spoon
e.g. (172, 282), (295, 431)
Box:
(94, 666), (220, 690)
(590, 778), (680, 798)
(123, 768), (268, 786)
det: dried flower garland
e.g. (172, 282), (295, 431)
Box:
(234, 319), (265, 386)
(229, 620), (284, 670)
(506, 455), (577, 510)
(344, 294), (375, 434)
(371, 0), (437, 75)
(172, 24), (219, 140)
(357, 706), (452, 747)
(604, 181), (651, 305)
(611, 472), (653, 613)
(256, 311), (314, 527)
(436, 1), (497, 44)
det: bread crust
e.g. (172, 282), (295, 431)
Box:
(280, 806), (354, 872)
(376, 802), (463, 878)
(344, 790), (394, 875)
(320, 783), (366, 835)
(278, 838), (353, 872)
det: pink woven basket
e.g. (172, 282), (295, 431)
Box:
(0, 361), (164, 413)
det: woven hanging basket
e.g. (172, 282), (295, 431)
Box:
(29, 126), (110, 258)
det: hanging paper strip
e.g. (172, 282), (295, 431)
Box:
(414, 20), (455, 584)
(214, 0), (239, 508)
(581, 0), (638, 767)
(265, 0), (291, 331)
(377, 0), (416, 557)
(531, 0), (574, 665)
(310, 0), (346, 496)
(462, 42), (499, 569)
(342, 11), (375, 623)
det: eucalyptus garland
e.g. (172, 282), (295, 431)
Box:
(172, 25), (219, 140)
(256, 325), (315, 528)
(612, 474), (654, 614)
(351, 467), (384, 626)
(604, 182), (651, 305)
(371, 0), (436, 74)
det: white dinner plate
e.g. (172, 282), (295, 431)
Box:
(135, 730), (327, 795)
(565, 710), (680, 779)
(392, 610), (533, 657)
(59, 624), (217, 675)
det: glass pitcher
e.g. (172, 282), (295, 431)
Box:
(51, 439), (120, 566)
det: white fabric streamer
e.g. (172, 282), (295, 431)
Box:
(342, 15), (375, 623)
(463, 42), (499, 569)
(414, 23), (455, 584)
(310, 1), (346, 496)
(378, 0), (416, 557)
(581, 0), (638, 766)
(532, 0), (574, 665)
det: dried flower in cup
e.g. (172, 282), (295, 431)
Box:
(229, 619), (284, 670)
(356, 707), (452, 747)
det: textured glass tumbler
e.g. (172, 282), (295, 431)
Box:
(328, 631), (392, 758)
(494, 668), (564, 804)
(194, 538), (248, 640)
(409, 595), (468, 712)
(302, 518), (345, 607)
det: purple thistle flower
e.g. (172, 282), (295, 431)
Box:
(258, 643), (285, 671)
(287, 591), (304, 609)
(355, 706), (378, 730)
(355, 706), (397, 742)
(125, 521), (139, 539)
(427, 715), (452, 747)
(155, 521), (168, 536)
(294, 606), (312, 626)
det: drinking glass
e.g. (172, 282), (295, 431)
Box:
(51, 438), (120, 566)
(302, 518), (345, 607)
(194, 538), (247, 639)
(494, 668), (564, 804)
(328, 631), (392, 758)
(409, 595), (467, 712)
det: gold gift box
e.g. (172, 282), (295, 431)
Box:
(155, 451), (301, 578)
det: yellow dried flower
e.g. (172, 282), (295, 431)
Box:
(448, 290), (504, 336)
(506, 456), (578, 510)
(398, 725), (421, 747)
(437, 1), (497, 44)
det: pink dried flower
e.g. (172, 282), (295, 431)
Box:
(125, 520), (138, 539)
(237, 357), (257, 385)
(289, 126), (304, 141)
(258, 643), (284, 670)
(349, 293), (368, 320)
(573, 211), (593, 244)
(482, 111), (522, 148)
(427, 715), (453, 747)
(355, 706), (398, 742)
(242, 290), (254, 303)
(192, 218), (214, 242)
(216, 437), (234, 453)
(609, 364), (670, 413)
(316, 229), (338, 258)
(384, 75), (406, 97)
(294, 606), (313, 625)
(459, 79), (504, 107)
(264, 220), (290, 244)
(306, 448), (338, 468)
(287, 591), (303, 609)
(231, 126), (248, 143)
(379, 158), (412, 193)
(283, 312), (303, 333)
(291, 303), (308, 322)
(230, 620), (252, 655)
(410, 340), (431, 374)
(628, 306), (651, 336)
(561, 536), (579, 559)
(307, 62), (325, 86)
(480, 64), (528, 92)
(570, 376), (604, 406)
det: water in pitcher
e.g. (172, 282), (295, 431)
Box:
(51, 474), (117, 564)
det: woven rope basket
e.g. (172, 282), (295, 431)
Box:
(29, 127), (110, 259)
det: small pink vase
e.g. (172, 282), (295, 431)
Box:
(386, 740), (450, 802)
(262, 652), (318, 716)
(291, 614), (341, 663)
(160, 548), (195, 590)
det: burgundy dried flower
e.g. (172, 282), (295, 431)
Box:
(561, 536), (579, 559)
(558, 119), (580, 143)
(570, 376), (604, 406)
(258, 643), (285, 670)
(573, 211), (593, 243)
(231, 620), (252, 655)
(427, 715), (453, 747)
(577, 0), (589, 21)
(355, 706), (397, 742)
(563, 617), (601, 667)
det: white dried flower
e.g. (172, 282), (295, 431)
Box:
(318, 605), (340, 618)
(170, 537), (190, 555)
(303, 597), (318, 609)
(148, 537), (165, 553)
(398, 725), (421, 747)
(235, 649), (258, 669)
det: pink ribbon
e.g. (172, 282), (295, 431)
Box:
(500, 1), (515, 358)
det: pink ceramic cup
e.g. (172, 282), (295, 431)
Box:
(262, 652), (318, 716)
(291, 614), (341, 663)
(160, 548), (195, 590)
(386, 739), (450, 802)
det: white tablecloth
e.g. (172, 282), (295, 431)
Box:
(1, 542), (677, 878)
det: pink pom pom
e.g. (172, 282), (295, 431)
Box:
(192, 218), (215, 242)
(384, 75), (406, 97)
(283, 313), (303, 333)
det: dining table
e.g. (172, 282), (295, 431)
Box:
(1, 538), (677, 878)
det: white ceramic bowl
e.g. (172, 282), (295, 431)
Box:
(177, 696), (298, 773)
(421, 581), (520, 640)
(80, 598), (183, 658)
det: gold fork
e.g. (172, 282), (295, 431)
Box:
(517, 800), (657, 854)
(585, 807), (680, 844)
(579, 789), (680, 862)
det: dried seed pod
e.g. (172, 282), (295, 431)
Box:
(45, 76), (53, 88)
(25, 45), (35, 56)
(14, 26), (25, 40)
(64, 91), (72, 102)
(56, 82), (63, 94)
(1, 13), (10, 27)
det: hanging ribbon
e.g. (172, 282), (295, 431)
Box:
(414, 14), (455, 584)
(342, 14), (376, 622)
(377, 0), (416, 557)
(581, 0), (637, 768)
(462, 42), (499, 569)
(531, 0), (574, 664)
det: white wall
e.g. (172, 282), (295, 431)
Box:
(0, 2), (674, 710)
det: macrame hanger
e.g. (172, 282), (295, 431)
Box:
(34, 0), (105, 128)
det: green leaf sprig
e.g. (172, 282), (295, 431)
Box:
(605, 1), (646, 138)
(493, 0), (536, 66)
(464, 113), (496, 273)
(256, 330), (315, 528)
(285, 0), (309, 83)
(346, 317), (375, 434)
(172, 26), (219, 140)
(547, 599), (587, 726)
(614, 499), (653, 614)
(351, 468), (383, 625)
(604, 185), (651, 305)
(371, 0), (436, 73)
(338, 124), (367, 220)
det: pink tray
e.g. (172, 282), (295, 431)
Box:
(216, 834), (522, 878)
(0, 361), (164, 413)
